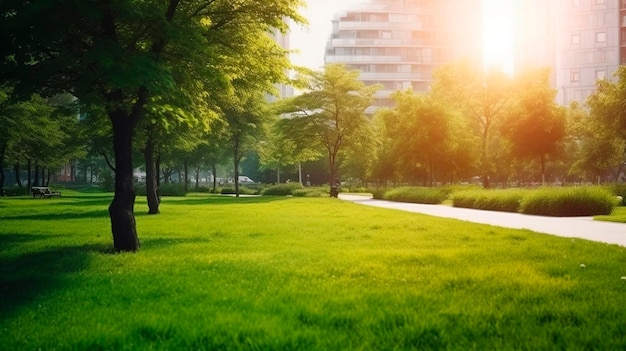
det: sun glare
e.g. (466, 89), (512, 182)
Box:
(482, 0), (515, 74)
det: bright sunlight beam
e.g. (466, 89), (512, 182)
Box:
(483, 0), (515, 74)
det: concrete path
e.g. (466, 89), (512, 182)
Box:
(339, 194), (626, 247)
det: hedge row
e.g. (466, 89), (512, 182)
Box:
(453, 186), (615, 216)
(381, 187), (449, 205)
(452, 189), (529, 212)
(372, 185), (617, 217)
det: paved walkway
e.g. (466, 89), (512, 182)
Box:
(339, 194), (626, 247)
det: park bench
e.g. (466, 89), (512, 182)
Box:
(31, 186), (61, 198)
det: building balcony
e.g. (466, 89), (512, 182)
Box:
(326, 55), (429, 64)
(357, 72), (431, 80)
(337, 21), (423, 31)
(329, 38), (436, 47)
(326, 55), (401, 63)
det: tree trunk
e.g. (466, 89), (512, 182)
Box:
(212, 163), (217, 192)
(0, 141), (6, 190)
(233, 138), (240, 197)
(108, 113), (140, 252)
(234, 158), (240, 198)
(14, 160), (21, 187)
(184, 159), (189, 193)
(144, 131), (160, 214)
(195, 166), (200, 191)
(27, 159), (32, 190)
(34, 164), (40, 187)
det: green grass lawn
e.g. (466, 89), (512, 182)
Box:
(596, 206), (626, 223)
(1, 191), (626, 350)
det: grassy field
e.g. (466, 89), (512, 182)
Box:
(596, 206), (626, 223)
(1, 190), (626, 350)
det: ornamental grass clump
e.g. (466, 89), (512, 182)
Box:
(519, 186), (614, 216)
(292, 187), (326, 197)
(452, 189), (527, 212)
(382, 187), (448, 204)
(261, 183), (303, 196)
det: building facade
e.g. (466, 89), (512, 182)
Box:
(324, 0), (483, 113)
(515, 0), (623, 105)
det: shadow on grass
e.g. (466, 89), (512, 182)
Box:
(141, 236), (212, 249)
(162, 194), (295, 206)
(0, 210), (110, 221)
(0, 242), (111, 321)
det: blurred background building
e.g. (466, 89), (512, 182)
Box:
(324, 0), (483, 113)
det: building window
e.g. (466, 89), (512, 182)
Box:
(571, 34), (580, 45)
(596, 32), (607, 43)
(596, 70), (607, 80)
(571, 71), (580, 82)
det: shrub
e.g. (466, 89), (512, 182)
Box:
(450, 189), (480, 209)
(3, 186), (31, 196)
(604, 183), (626, 206)
(382, 187), (448, 204)
(452, 189), (529, 212)
(135, 183), (188, 197)
(292, 187), (327, 197)
(220, 186), (258, 195)
(261, 183), (303, 196)
(519, 186), (614, 216)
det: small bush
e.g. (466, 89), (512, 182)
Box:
(371, 188), (386, 200)
(220, 186), (258, 195)
(3, 186), (31, 196)
(520, 186), (614, 216)
(382, 187), (448, 204)
(135, 183), (187, 197)
(292, 187), (327, 197)
(604, 183), (626, 206)
(452, 189), (528, 212)
(261, 183), (303, 196)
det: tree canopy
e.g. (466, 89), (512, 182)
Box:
(0, 0), (305, 251)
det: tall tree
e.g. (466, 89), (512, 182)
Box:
(0, 0), (304, 251)
(374, 90), (475, 185)
(584, 67), (626, 182)
(276, 64), (379, 189)
(431, 62), (514, 187)
(222, 93), (272, 197)
(500, 69), (566, 184)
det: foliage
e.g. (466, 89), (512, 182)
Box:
(382, 187), (449, 205)
(452, 188), (529, 212)
(0, 0), (305, 251)
(580, 71), (626, 182)
(2, 194), (626, 349)
(431, 62), (514, 187)
(261, 183), (304, 196)
(374, 90), (477, 185)
(520, 187), (614, 216)
(603, 183), (626, 205)
(501, 68), (567, 183)
(135, 183), (187, 197)
(2, 186), (30, 196)
(292, 187), (328, 197)
(276, 64), (379, 186)
(220, 186), (259, 196)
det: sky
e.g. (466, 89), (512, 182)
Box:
(290, 0), (515, 72)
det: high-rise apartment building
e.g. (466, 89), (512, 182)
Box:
(324, 0), (483, 113)
(515, 0), (623, 105)
(269, 25), (295, 102)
